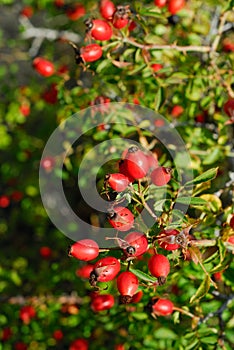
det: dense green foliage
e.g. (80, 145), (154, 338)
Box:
(0, 0), (234, 349)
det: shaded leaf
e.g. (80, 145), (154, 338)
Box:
(184, 168), (218, 186)
(176, 197), (207, 206)
(190, 275), (210, 303)
(130, 268), (157, 283)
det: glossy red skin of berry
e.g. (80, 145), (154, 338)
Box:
(150, 166), (171, 186)
(168, 0), (185, 14)
(108, 206), (134, 231)
(80, 44), (103, 63)
(123, 231), (148, 257)
(117, 271), (139, 297)
(69, 239), (99, 261)
(0, 195), (10, 208)
(131, 290), (143, 303)
(112, 17), (129, 29)
(53, 330), (64, 341)
(119, 159), (135, 183)
(66, 4), (85, 20)
(146, 153), (158, 172)
(100, 0), (116, 20)
(152, 298), (174, 316)
(125, 146), (149, 180)
(92, 256), (120, 282)
(158, 229), (180, 250)
(33, 57), (55, 77)
(106, 173), (130, 192)
(19, 305), (36, 324)
(148, 254), (170, 280)
(76, 264), (94, 279)
(90, 19), (113, 41)
(91, 293), (115, 312)
(69, 338), (88, 350)
(154, 0), (167, 8)
(224, 99), (234, 118)
(171, 104), (184, 117)
(115, 345), (125, 350)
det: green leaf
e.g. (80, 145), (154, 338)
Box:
(131, 312), (148, 320)
(176, 197), (207, 206)
(203, 148), (222, 165)
(130, 268), (157, 283)
(166, 72), (188, 84)
(190, 275), (210, 304)
(184, 168), (218, 186)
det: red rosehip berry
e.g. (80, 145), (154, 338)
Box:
(195, 113), (206, 123)
(148, 254), (170, 284)
(1, 327), (13, 341)
(40, 246), (52, 259)
(19, 103), (30, 116)
(76, 264), (94, 279)
(158, 229), (180, 250)
(68, 239), (99, 261)
(66, 4), (86, 20)
(119, 159), (135, 183)
(54, 0), (64, 8)
(223, 38), (234, 52)
(154, 0), (167, 7)
(69, 338), (88, 350)
(85, 19), (112, 41)
(131, 290), (143, 303)
(123, 231), (148, 258)
(224, 99), (234, 118)
(171, 104), (184, 117)
(112, 6), (130, 29)
(115, 345), (125, 350)
(146, 153), (158, 172)
(14, 343), (28, 350)
(42, 83), (58, 104)
(53, 330), (64, 341)
(0, 195), (10, 208)
(213, 271), (223, 282)
(91, 293), (115, 312)
(167, 0), (185, 15)
(89, 256), (120, 285)
(151, 63), (163, 72)
(107, 206), (134, 231)
(80, 44), (103, 63)
(100, 0), (116, 20)
(228, 236), (234, 245)
(152, 298), (174, 316)
(105, 173), (130, 192)
(124, 146), (149, 180)
(117, 271), (139, 303)
(19, 305), (36, 324)
(40, 156), (55, 171)
(20, 6), (33, 18)
(150, 166), (172, 186)
(33, 57), (55, 77)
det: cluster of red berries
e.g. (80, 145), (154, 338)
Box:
(154, 0), (185, 14)
(67, 145), (184, 320)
